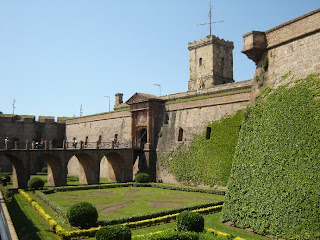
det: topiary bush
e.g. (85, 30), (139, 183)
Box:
(28, 177), (44, 190)
(176, 211), (204, 233)
(66, 202), (98, 229)
(135, 173), (150, 183)
(95, 225), (131, 240)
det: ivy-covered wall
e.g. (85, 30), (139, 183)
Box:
(222, 74), (320, 239)
(158, 110), (244, 187)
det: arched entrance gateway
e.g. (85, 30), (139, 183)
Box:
(125, 93), (165, 180)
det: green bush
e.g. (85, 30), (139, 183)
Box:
(95, 225), (131, 240)
(41, 167), (48, 173)
(0, 173), (11, 183)
(66, 202), (98, 229)
(135, 173), (150, 183)
(222, 74), (320, 239)
(0, 186), (12, 202)
(176, 211), (204, 233)
(28, 177), (44, 190)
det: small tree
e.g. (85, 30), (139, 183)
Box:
(176, 211), (204, 233)
(96, 225), (131, 240)
(135, 173), (150, 183)
(28, 177), (44, 190)
(66, 202), (98, 229)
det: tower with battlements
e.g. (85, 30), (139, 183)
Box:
(188, 35), (234, 91)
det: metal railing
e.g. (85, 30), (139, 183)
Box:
(1, 140), (134, 150)
(65, 141), (132, 149)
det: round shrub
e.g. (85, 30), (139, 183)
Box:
(0, 174), (11, 183)
(96, 225), (131, 240)
(66, 202), (98, 229)
(41, 167), (48, 173)
(27, 177), (44, 190)
(135, 173), (149, 183)
(176, 211), (204, 233)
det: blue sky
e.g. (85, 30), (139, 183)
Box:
(0, 1), (319, 118)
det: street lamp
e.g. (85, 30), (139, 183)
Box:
(104, 96), (110, 112)
(154, 84), (161, 96)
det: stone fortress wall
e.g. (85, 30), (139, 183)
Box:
(0, 115), (66, 172)
(242, 8), (320, 95)
(1, 9), (319, 185)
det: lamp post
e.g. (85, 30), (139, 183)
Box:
(154, 84), (161, 96)
(104, 96), (110, 112)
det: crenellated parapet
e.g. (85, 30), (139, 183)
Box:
(188, 35), (233, 50)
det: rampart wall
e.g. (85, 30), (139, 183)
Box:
(242, 8), (320, 94)
(0, 116), (66, 172)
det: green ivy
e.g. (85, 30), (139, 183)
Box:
(159, 110), (244, 187)
(222, 73), (320, 239)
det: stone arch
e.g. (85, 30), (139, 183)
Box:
(100, 152), (126, 183)
(74, 153), (99, 185)
(5, 154), (28, 188)
(40, 154), (66, 187)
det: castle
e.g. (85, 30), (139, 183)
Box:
(0, 8), (319, 186)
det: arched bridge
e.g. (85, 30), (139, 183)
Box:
(0, 141), (138, 188)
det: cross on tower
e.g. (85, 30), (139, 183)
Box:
(198, 0), (223, 36)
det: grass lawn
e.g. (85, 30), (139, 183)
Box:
(5, 184), (271, 240)
(131, 212), (270, 240)
(44, 187), (224, 220)
(6, 194), (58, 240)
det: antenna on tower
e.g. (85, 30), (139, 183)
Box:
(197, 0), (224, 36)
(12, 98), (16, 115)
(80, 104), (83, 117)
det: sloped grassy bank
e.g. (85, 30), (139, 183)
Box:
(222, 74), (320, 239)
(159, 110), (244, 187)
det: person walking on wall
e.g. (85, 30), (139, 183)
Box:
(4, 137), (8, 149)
(40, 138), (45, 149)
(73, 137), (78, 148)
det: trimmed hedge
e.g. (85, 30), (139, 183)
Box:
(222, 74), (320, 239)
(158, 110), (244, 187)
(28, 177), (44, 190)
(135, 173), (150, 183)
(96, 225), (131, 240)
(44, 183), (225, 195)
(176, 211), (204, 233)
(66, 202), (98, 229)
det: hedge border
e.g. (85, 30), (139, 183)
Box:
(18, 189), (226, 240)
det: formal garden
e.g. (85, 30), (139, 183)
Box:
(0, 172), (270, 240)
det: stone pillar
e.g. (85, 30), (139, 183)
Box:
(14, 141), (18, 150)
(145, 107), (152, 149)
(49, 141), (53, 149)
(32, 141), (35, 149)
(131, 112), (135, 147)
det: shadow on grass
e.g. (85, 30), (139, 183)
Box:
(6, 195), (44, 240)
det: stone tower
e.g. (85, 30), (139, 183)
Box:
(188, 35), (234, 91)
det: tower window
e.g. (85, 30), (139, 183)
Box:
(206, 127), (212, 139)
(178, 127), (184, 141)
(199, 58), (203, 66)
